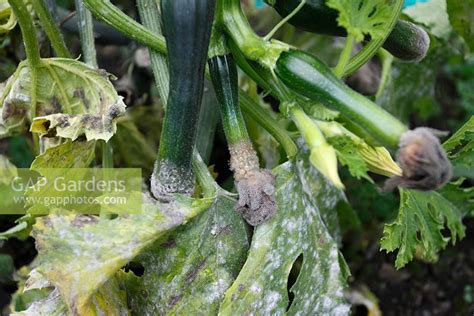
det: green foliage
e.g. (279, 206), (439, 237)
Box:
(380, 189), (465, 269)
(447, 0), (474, 51)
(328, 135), (372, 181)
(219, 146), (349, 315)
(443, 116), (474, 175)
(326, 0), (395, 42)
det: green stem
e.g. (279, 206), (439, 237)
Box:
(31, 0), (71, 58)
(137, 0), (169, 107)
(220, 0), (289, 70)
(344, 0), (404, 76)
(101, 140), (114, 168)
(375, 48), (394, 100)
(192, 151), (217, 198)
(334, 34), (354, 78)
(8, 0), (40, 139)
(83, 0), (166, 54)
(74, 0), (97, 67)
(8, 0), (40, 65)
(264, 0), (306, 41)
(239, 91), (297, 157)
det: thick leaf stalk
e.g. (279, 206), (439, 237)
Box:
(151, 0), (215, 200)
(209, 54), (276, 225)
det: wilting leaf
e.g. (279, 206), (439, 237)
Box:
(219, 146), (349, 315)
(1, 58), (125, 139)
(124, 190), (249, 314)
(326, 0), (395, 42)
(380, 189), (465, 269)
(0, 154), (17, 184)
(0, 0), (16, 34)
(31, 195), (213, 314)
(31, 140), (95, 169)
(446, 0), (474, 50)
(11, 271), (128, 316)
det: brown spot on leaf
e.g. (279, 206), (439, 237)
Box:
(50, 96), (61, 113)
(169, 294), (182, 308)
(73, 88), (90, 110)
(160, 238), (177, 248)
(185, 258), (207, 285)
(71, 215), (98, 228)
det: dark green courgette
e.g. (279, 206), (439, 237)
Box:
(208, 54), (276, 225)
(267, 0), (430, 62)
(208, 54), (249, 145)
(275, 49), (408, 148)
(151, 0), (215, 200)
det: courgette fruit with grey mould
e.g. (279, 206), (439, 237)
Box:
(208, 54), (276, 225)
(151, 0), (215, 201)
(266, 0), (430, 62)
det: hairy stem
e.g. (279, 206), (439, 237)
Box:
(31, 0), (71, 58)
(334, 34), (354, 78)
(137, 0), (169, 106)
(74, 0), (97, 67)
(375, 48), (394, 100)
(8, 0), (39, 126)
(83, 0), (166, 53)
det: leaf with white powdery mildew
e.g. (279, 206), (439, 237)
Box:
(1, 58), (125, 140)
(123, 190), (249, 315)
(32, 194), (213, 315)
(219, 145), (349, 315)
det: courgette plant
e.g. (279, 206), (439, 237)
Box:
(0, 0), (472, 315)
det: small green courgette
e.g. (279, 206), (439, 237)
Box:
(275, 49), (408, 148)
(267, 0), (430, 62)
(152, 0), (215, 200)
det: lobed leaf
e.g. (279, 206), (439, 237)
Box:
(326, 0), (395, 42)
(380, 189), (465, 269)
